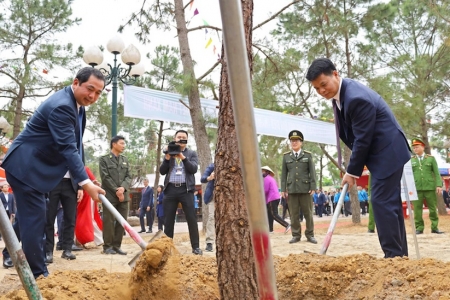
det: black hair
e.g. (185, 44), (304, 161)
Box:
(110, 135), (125, 149)
(175, 130), (188, 138)
(75, 67), (106, 87)
(306, 58), (337, 81)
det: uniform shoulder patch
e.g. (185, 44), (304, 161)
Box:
(283, 151), (291, 155)
(303, 150), (311, 154)
(425, 154), (433, 157)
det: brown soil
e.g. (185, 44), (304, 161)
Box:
(1, 215), (450, 300)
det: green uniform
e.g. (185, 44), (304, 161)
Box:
(99, 153), (131, 250)
(281, 149), (317, 238)
(411, 154), (442, 232)
(367, 174), (375, 231)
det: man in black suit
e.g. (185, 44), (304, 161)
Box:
(1, 67), (106, 278)
(1, 184), (16, 268)
(306, 58), (411, 258)
(138, 178), (154, 233)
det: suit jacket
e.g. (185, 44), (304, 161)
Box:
(0, 193), (15, 214)
(139, 186), (153, 209)
(334, 78), (411, 179)
(200, 163), (215, 205)
(156, 192), (164, 217)
(317, 192), (327, 205)
(2, 86), (87, 193)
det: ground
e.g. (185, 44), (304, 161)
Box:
(1, 213), (450, 299)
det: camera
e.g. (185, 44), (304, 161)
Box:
(164, 141), (181, 156)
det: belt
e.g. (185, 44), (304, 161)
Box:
(62, 178), (71, 181)
(169, 182), (186, 188)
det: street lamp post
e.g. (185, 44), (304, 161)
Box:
(82, 35), (145, 137)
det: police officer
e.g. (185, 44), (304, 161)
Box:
(281, 130), (317, 244)
(411, 138), (444, 234)
(99, 135), (132, 254)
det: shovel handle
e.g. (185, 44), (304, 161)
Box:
(99, 194), (147, 250)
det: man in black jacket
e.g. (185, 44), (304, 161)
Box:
(160, 130), (202, 255)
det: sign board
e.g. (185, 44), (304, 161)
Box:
(401, 160), (418, 201)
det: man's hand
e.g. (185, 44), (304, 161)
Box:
(309, 190), (314, 195)
(281, 192), (287, 198)
(208, 172), (215, 181)
(146, 206), (150, 212)
(83, 182), (106, 203)
(436, 187), (443, 194)
(341, 173), (356, 189)
(116, 187), (125, 202)
(93, 179), (101, 187)
(174, 152), (186, 160)
(77, 190), (84, 203)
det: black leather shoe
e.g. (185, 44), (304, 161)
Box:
(192, 248), (203, 255)
(367, 229), (375, 233)
(113, 247), (127, 255)
(71, 244), (83, 251)
(431, 229), (444, 234)
(61, 250), (76, 260)
(289, 237), (301, 244)
(55, 245), (62, 251)
(205, 243), (213, 252)
(138, 230), (145, 233)
(102, 248), (117, 255)
(307, 237), (318, 244)
(3, 257), (13, 268)
(46, 252), (53, 264)
(416, 230), (423, 234)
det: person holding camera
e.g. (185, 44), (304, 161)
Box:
(159, 130), (202, 255)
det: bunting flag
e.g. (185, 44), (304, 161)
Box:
(42, 69), (48, 74)
(202, 19), (208, 26)
(213, 45), (217, 54)
(193, 8), (199, 17)
(205, 38), (213, 49)
(189, 0), (194, 10)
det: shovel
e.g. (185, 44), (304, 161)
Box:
(98, 195), (165, 268)
(319, 183), (349, 255)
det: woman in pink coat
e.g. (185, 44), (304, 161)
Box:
(262, 166), (291, 233)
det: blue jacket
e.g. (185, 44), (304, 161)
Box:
(334, 192), (350, 203)
(334, 79), (411, 179)
(156, 192), (164, 217)
(139, 186), (153, 209)
(317, 192), (327, 205)
(2, 86), (87, 193)
(200, 163), (215, 205)
(358, 190), (368, 202)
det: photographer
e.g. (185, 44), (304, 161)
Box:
(159, 130), (202, 255)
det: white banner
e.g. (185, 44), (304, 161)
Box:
(123, 86), (336, 145)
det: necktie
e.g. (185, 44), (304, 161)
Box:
(295, 153), (298, 159)
(332, 100), (342, 168)
(78, 107), (84, 159)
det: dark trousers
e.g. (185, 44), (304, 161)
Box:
(56, 206), (64, 249)
(46, 179), (77, 252)
(371, 168), (408, 258)
(163, 184), (199, 249)
(6, 172), (48, 278)
(344, 201), (352, 216)
(267, 200), (289, 232)
(139, 208), (152, 231)
(317, 204), (324, 217)
(360, 202), (367, 215)
(288, 193), (314, 238)
(157, 216), (165, 231)
(102, 199), (128, 250)
(2, 214), (20, 259)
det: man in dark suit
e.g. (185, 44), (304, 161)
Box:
(0, 184), (15, 221)
(138, 178), (154, 233)
(1, 67), (106, 278)
(200, 163), (215, 252)
(306, 58), (411, 258)
(315, 189), (327, 217)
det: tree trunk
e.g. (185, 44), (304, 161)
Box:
(173, 0), (212, 178)
(436, 192), (448, 216)
(343, 147), (361, 223)
(13, 87), (25, 139)
(215, 0), (258, 298)
(153, 121), (164, 192)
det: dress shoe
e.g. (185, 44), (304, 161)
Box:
(415, 230), (423, 234)
(102, 248), (117, 255)
(55, 245), (62, 251)
(46, 252), (54, 264)
(3, 257), (13, 268)
(289, 237), (301, 244)
(205, 243), (213, 252)
(431, 229), (444, 234)
(61, 250), (76, 260)
(71, 244), (83, 251)
(307, 237), (318, 244)
(113, 247), (127, 255)
(367, 229), (375, 233)
(192, 248), (203, 255)
(146, 230), (153, 233)
(138, 230), (145, 233)
(284, 225), (291, 234)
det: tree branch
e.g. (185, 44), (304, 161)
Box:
(253, 0), (301, 31)
(187, 25), (222, 33)
(178, 98), (191, 110)
(196, 60), (220, 82)
(252, 43), (278, 71)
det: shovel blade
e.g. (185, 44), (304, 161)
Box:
(128, 230), (166, 268)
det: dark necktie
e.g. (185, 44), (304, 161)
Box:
(295, 153), (298, 159)
(78, 107), (84, 159)
(332, 100), (342, 168)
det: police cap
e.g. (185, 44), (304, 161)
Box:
(288, 130), (303, 141)
(411, 138), (425, 147)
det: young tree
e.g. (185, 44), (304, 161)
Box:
(0, 0), (82, 138)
